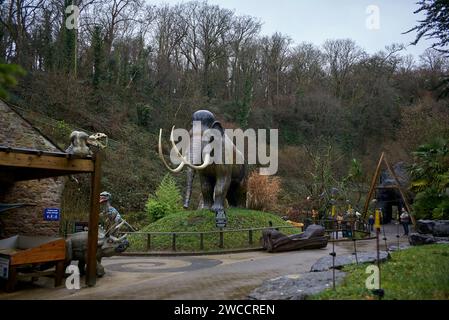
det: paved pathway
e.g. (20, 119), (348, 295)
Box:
(0, 223), (411, 300)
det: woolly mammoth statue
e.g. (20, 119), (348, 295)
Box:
(159, 110), (247, 227)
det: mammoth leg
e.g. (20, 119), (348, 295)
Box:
(199, 175), (214, 209)
(226, 182), (239, 207)
(227, 182), (246, 208)
(212, 175), (231, 213)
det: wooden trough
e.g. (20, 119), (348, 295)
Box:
(0, 235), (66, 292)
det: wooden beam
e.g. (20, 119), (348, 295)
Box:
(0, 151), (94, 172)
(363, 152), (384, 220)
(383, 155), (416, 226)
(86, 153), (102, 287)
(1, 167), (84, 182)
(10, 239), (66, 266)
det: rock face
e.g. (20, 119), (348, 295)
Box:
(310, 251), (390, 272)
(248, 270), (346, 300)
(416, 220), (449, 237)
(409, 233), (449, 246)
(409, 220), (449, 246)
(0, 101), (65, 237)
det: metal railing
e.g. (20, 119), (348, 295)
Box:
(305, 218), (371, 239)
(124, 225), (303, 252)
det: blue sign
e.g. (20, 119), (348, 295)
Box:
(44, 208), (60, 221)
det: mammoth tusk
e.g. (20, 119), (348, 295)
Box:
(170, 126), (211, 170)
(158, 129), (185, 173)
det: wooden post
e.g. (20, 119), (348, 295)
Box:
(219, 230), (224, 249)
(5, 266), (17, 292)
(199, 233), (204, 251)
(248, 229), (253, 246)
(146, 234), (151, 251)
(363, 152), (385, 220)
(86, 153), (102, 287)
(172, 233), (176, 252)
(55, 260), (65, 287)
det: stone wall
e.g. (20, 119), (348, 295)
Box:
(0, 101), (66, 237)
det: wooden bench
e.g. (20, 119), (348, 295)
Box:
(0, 235), (66, 292)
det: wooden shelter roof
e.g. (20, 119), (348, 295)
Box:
(0, 145), (102, 287)
(0, 146), (94, 182)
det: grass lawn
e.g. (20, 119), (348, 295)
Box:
(312, 244), (449, 300)
(128, 208), (301, 252)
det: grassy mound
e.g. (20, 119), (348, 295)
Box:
(312, 244), (449, 300)
(128, 208), (302, 252)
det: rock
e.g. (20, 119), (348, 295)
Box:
(310, 251), (390, 272)
(433, 221), (449, 237)
(248, 270), (346, 300)
(409, 233), (436, 246)
(435, 237), (449, 244)
(408, 233), (449, 246)
(416, 220), (435, 234)
(416, 220), (449, 237)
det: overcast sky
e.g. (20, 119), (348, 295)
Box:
(148, 0), (433, 58)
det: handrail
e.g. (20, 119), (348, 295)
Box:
(121, 225), (300, 236)
(122, 221), (373, 253)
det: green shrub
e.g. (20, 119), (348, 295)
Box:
(410, 138), (449, 220)
(145, 174), (182, 222)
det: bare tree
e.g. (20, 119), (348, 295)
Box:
(420, 48), (448, 72)
(229, 15), (261, 100)
(289, 42), (324, 94)
(259, 33), (291, 105)
(322, 39), (365, 98)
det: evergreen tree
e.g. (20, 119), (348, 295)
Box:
(407, 0), (449, 97)
(92, 26), (104, 87)
(408, 0), (449, 55)
(58, 0), (77, 75)
(41, 10), (54, 71)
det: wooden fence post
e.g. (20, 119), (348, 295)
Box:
(147, 234), (151, 251)
(219, 230), (224, 249)
(200, 233), (204, 250)
(172, 233), (176, 252)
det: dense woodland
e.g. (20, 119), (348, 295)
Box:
(1, 0), (448, 222)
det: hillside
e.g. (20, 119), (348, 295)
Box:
(1, 0), (448, 222)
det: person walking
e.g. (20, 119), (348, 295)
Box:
(368, 214), (375, 233)
(400, 208), (411, 236)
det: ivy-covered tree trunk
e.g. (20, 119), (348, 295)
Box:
(92, 26), (104, 88)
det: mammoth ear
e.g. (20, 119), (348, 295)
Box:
(212, 121), (224, 135)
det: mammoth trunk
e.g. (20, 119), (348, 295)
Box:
(184, 142), (196, 208)
(184, 167), (195, 208)
(192, 132), (202, 165)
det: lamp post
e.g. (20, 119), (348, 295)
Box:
(372, 200), (385, 300)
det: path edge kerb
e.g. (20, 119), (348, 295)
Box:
(120, 247), (265, 257)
